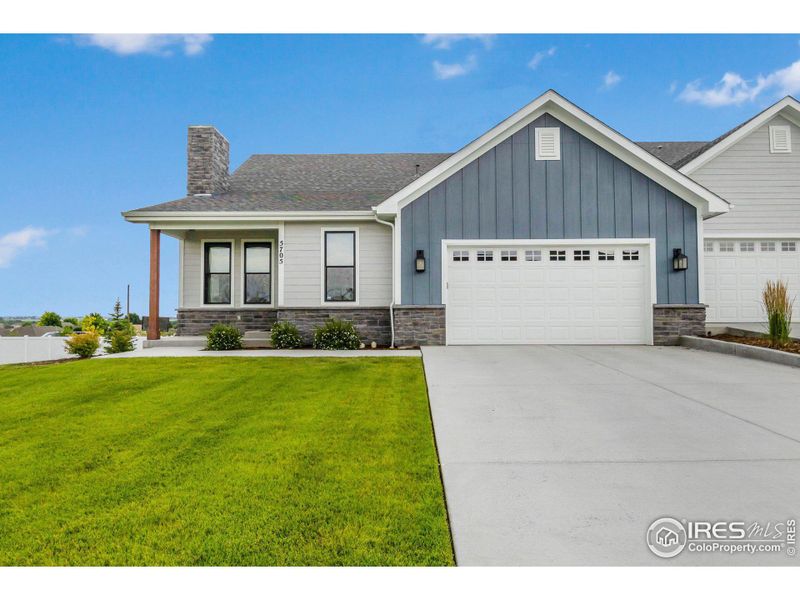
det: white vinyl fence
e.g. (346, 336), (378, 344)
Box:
(0, 336), (71, 365)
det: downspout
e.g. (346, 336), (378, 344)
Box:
(373, 214), (396, 348)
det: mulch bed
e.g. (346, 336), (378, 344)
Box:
(711, 334), (800, 355)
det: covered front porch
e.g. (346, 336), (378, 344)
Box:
(144, 221), (285, 341)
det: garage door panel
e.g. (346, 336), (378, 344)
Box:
(705, 239), (800, 323)
(446, 243), (651, 344)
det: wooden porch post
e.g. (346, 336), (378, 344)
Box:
(148, 228), (161, 340)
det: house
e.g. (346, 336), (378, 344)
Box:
(123, 90), (731, 346)
(656, 527), (679, 547)
(642, 97), (800, 325)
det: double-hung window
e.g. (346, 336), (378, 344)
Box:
(244, 242), (272, 304)
(324, 231), (356, 302)
(204, 242), (232, 304)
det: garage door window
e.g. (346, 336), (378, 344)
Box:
(574, 250), (590, 261)
(719, 241), (735, 252)
(740, 242), (755, 252)
(525, 250), (542, 262)
(622, 250), (640, 261)
(598, 250), (615, 261)
(704, 240), (714, 253)
(549, 250), (566, 262)
(761, 241), (776, 252)
(501, 250), (518, 262)
(782, 241), (797, 252)
(452, 250), (469, 262)
(477, 250), (494, 262)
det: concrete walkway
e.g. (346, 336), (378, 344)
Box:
(422, 345), (800, 566)
(100, 347), (420, 358)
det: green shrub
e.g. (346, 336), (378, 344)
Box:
(128, 312), (141, 325)
(206, 324), (243, 351)
(66, 331), (100, 359)
(82, 313), (109, 335)
(59, 325), (75, 336)
(38, 311), (62, 327)
(63, 317), (80, 327)
(271, 321), (303, 349)
(312, 318), (361, 350)
(763, 280), (794, 348)
(105, 330), (135, 354)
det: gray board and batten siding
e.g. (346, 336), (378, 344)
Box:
(400, 113), (699, 305)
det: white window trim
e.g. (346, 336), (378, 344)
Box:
(534, 127), (561, 161)
(769, 125), (792, 154)
(320, 227), (360, 306)
(440, 238), (657, 346)
(240, 238), (276, 308)
(200, 238), (235, 308)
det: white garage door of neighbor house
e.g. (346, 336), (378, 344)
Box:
(445, 243), (652, 345)
(704, 238), (800, 323)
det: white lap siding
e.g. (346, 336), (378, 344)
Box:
(693, 115), (800, 234)
(282, 221), (392, 307)
(181, 230), (278, 308)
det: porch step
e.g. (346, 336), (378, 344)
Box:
(143, 331), (273, 349)
(143, 336), (205, 348)
(243, 330), (273, 349)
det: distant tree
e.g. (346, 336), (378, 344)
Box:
(38, 311), (62, 327)
(63, 317), (80, 327)
(109, 298), (124, 322)
(107, 298), (135, 336)
(81, 313), (109, 335)
(20, 321), (34, 327)
(128, 312), (141, 325)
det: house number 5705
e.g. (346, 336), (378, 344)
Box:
(279, 240), (284, 264)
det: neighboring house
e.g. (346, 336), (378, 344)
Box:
(6, 325), (61, 337)
(123, 90), (730, 346)
(642, 96), (800, 324)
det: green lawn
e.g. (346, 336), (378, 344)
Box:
(0, 357), (453, 566)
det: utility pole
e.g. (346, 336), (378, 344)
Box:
(126, 284), (130, 320)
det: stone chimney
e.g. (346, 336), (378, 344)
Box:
(187, 126), (230, 196)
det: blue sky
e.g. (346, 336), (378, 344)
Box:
(2, 33), (799, 317)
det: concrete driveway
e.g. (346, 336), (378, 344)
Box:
(422, 345), (800, 565)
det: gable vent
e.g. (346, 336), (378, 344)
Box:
(535, 127), (561, 161)
(769, 125), (792, 154)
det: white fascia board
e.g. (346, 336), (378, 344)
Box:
(123, 210), (375, 225)
(680, 96), (800, 175)
(374, 89), (730, 219)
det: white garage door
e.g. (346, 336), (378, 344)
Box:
(445, 243), (652, 345)
(704, 238), (800, 323)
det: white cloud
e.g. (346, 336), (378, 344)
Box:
(68, 225), (90, 237)
(528, 47), (557, 70)
(668, 80), (678, 95)
(0, 227), (52, 268)
(79, 34), (212, 56)
(421, 34), (495, 50)
(679, 59), (800, 107)
(433, 54), (477, 80)
(602, 70), (622, 90)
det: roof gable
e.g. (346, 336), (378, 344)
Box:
(374, 90), (729, 218)
(679, 96), (800, 174)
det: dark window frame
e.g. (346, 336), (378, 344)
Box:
(324, 230), (356, 303)
(243, 241), (272, 305)
(203, 241), (232, 305)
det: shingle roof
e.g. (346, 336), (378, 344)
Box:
(128, 153), (452, 213)
(635, 142), (708, 169)
(127, 137), (729, 215)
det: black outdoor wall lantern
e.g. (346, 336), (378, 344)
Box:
(415, 250), (426, 273)
(672, 248), (688, 271)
